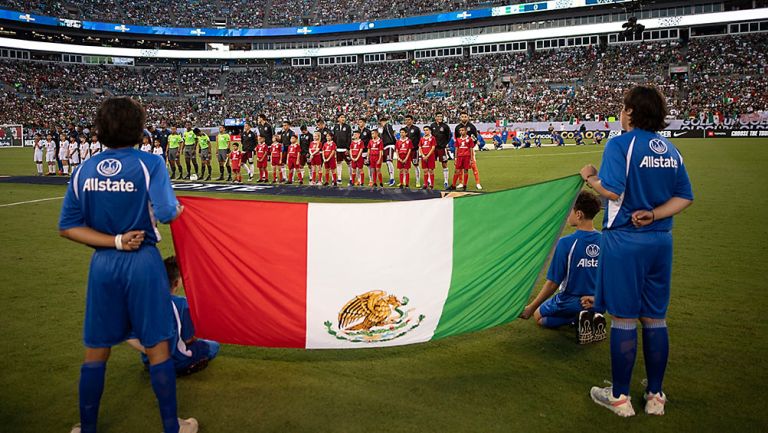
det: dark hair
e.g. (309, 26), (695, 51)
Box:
(405, 115), (413, 120)
(300, 125), (308, 131)
(283, 120), (291, 126)
(435, 112), (443, 117)
(460, 111), (468, 116)
(623, 85), (669, 132)
(423, 125), (431, 131)
(164, 256), (180, 284)
(316, 118), (325, 124)
(258, 114), (267, 121)
(193, 128), (200, 134)
(95, 97), (146, 148)
(400, 128), (407, 133)
(337, 113), (345, 118)
(574, 191), (602, 220)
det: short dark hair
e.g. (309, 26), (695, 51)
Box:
(400, 128), (407, 133)
(258, 114), (267, 121)
(337, 113), (345, 118)
(623, 85), (669, 132)
(164, 256), (180, 285)
(460, 111), (468, 116)
(423, 125), (431, 131)
(95, 97), (146, 148)
(300, 125), (308, 131)
(282, 120), (291, 126)
(405, 115), (413, 120)
(574, 191), (602, 220)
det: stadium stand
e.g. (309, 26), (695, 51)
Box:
(2, 33), (767, 134)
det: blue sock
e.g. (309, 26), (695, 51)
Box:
(540, 316), (573, 328)
(150, 359), (179, 433)
(610, 321), (638, 398)
(79, 361), (106, 433)
(642, 320), (669, 394)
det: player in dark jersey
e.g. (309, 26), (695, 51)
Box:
(279, 121), (296, 182)
(430, 112), (452, 189)
(404, 115), (422, 188)
(299, 125), (311, 182)
(357, 118), (372, 182)
(379, 116), (397, 186)
(241, 123), (257, 181)
(333, 113), (352, 186)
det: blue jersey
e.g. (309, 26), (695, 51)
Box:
(598, 129), (693, 232)
(59, 147), (179, 245)
(512, 136), (522, 145)
(139, 295), (195, 364)
(501, 130), (508, 142)
(547, 230), (602, 297)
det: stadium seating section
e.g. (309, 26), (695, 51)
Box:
(1, 34), (766, 130)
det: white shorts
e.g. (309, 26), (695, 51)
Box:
(34, 150), (43, 162)
(46, 151), (56, 162)
(58, 149), (68, 160)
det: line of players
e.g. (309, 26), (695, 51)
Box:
(160, 112), (484, 191)
(32, 133), (106, 176)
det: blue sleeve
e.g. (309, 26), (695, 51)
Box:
(674, 153), (694, 200)
(180, 299), (195, 341)
(147, 156), (179, 224)
(546, 239), (569, 285)
(58, 171), (85, 230)
(598, 138), (626, 196)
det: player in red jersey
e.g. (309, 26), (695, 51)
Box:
(419, 125), (437, 190)
(228, 142), (243, 184)
(396, 128), (412, 188)
(308, 131), (323, 185)
(269, 135), (283, 184)
(368, 129), (384, 187)
(453, 126), (473, 191)
(322, 131), (338, 186)
(255, 136), (269, 183)
(286, 135), (303, 184)
(349, 130), (365, 186)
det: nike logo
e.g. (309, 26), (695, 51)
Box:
(672, 131), (686, 137)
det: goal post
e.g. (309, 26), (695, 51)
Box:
(0, 124), (24, 147)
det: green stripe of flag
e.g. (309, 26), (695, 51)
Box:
(433, 175), (583, 339)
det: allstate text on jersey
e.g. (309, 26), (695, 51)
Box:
(82, 178), (136, 192)
(639, 155), (678, 168)
(577, 258), (598, 268)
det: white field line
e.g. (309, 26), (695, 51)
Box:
(486, 150), (603, 158)
(0, 196), (64, 207)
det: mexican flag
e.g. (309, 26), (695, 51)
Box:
(170, 175), (582, 349)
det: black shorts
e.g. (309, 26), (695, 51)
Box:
(384, 146), (395, 163)
(336, 149), (350, 164)
(217, 148), (229, 162)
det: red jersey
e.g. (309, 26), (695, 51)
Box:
(287, 142), (301, 158)
(456, 136), (473, 158)
(230, 149), (243, 166)
(309, 140), (322, 156)
(322, 141), (336, 159)
(420, 135), (436, 157)
(269, 142), (282, 159)
(396, 139), (412, 159)
(350, 140), (364, 160)
(256, 142), (268, 160)
(368, 138), (383, 154)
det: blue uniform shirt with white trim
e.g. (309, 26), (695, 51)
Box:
(598, 129), (693, 232)
(546, 230), (602, 297)
(59, 147), (179, 245)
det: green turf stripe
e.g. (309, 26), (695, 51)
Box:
(432, 175), (583, 339)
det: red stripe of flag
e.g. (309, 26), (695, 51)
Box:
(171, 196), (308, 348)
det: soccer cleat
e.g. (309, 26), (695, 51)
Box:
(644, 392), (667, 416)
(348, 181), (353, 187)
(249, 174), (254, 181)
(388, 179), (395, 187)
(592, 313), (607, 343)
(70, 423), (81, 433)
(456, 183), (464, 189)
(590, 386), (635, 417)
(476, 184), (483, 190)
(178, 358), (209, 377)
(379, 183), (384, 188)
(179, 417), (199, 433)
(578, 310), (595, 344)
(443, 181), (449, 189)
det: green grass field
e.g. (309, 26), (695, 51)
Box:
(1, 139), (767, 432)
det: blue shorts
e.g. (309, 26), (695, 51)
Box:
(594, 230), (673, 319)
(143, 339), (220, 372)
(84, 246), (174, 348)
(539, 293), (584, 319)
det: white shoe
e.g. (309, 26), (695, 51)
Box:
(70, 424), (81, 433)
(590, 386), (635, 417)
(456, 183), (465, 189)
(179, 417), (199, 433)
(644, 392), (667, 416)
(476, 184), (483, 190)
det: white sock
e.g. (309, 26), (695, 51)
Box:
(386, 161), (394, 179)
(63, 165), (69, 174)
(443, 168), (449, 183)
(281, 166), (287, 180)
(36, 163), (43, 174)
(415, 165), (421, 183)
(245, 164), (253, 176)
(48, 164), (55, 174)
(336, 165), (342, 182)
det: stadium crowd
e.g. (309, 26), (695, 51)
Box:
(3, 34), (768, 131)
